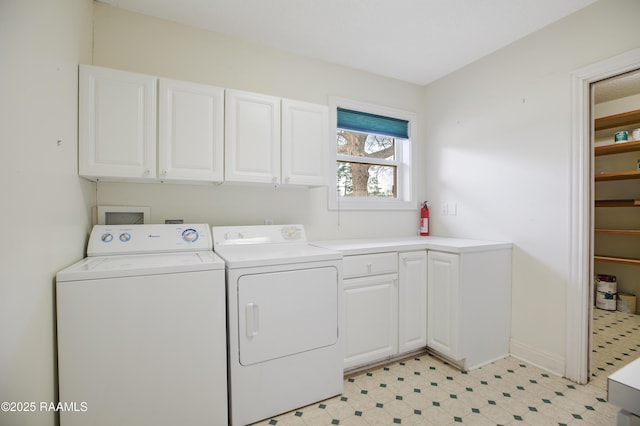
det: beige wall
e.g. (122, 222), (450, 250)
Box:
(91, 3), (425, 240)
(0, 0), (94, 425)
(423, 0), (640, 372)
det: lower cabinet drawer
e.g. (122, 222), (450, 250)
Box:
(343, 253), (398, 279)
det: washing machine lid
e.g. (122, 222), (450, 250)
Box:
(56, 251), (224, 281)
(212, 225), (341, 268)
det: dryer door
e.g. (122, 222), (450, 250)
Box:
(237, 266), (338, 366)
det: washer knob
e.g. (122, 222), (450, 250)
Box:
(119, 232), (131, 242)
(182, 228), (199, 242)
(101, 233), (113, 243)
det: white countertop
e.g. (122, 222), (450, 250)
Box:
(311, 236), (512, 255)
(608, 357), (640, 415)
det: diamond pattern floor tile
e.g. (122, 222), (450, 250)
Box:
(251, 308), (640, 425)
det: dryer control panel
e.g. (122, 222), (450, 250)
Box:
(212, 224), (306, 247)
(87, 224), (212, 256)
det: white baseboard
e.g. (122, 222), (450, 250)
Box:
(510, 338), (565, 377)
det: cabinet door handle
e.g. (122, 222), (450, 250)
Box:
(245, 303), (260, 338)
(367, 263), (372, 273)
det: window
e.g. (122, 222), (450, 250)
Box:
(329, 98), (416, 210)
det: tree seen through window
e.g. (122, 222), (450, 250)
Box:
(336, 130), (398, 198)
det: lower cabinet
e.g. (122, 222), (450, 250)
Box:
(427, 251), (459, 360)
(427, 248), (511, 370)
(343, 274), (398, 369)
(398, 251), (428, 353)
(343, 250), (427, 370)
(342, 247), (511, 372)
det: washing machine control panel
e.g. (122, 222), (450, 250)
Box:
(87, 224), (212, 256)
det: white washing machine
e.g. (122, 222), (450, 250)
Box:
(212, 224), (343, 426)
(56, 224), (227, 426)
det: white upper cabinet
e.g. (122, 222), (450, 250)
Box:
(281, 99), (328, 186)
(225, 90), (329, 186)
(225, 90), (281, 185)
(79, 66), (329, 187)
(158, 78), (224, 183)
(79, 65), (225, 184)
(79, 65), (157, 181)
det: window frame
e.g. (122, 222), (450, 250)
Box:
(328, 97), (417, 211)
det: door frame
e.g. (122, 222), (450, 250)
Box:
(567, 48), (640, 384)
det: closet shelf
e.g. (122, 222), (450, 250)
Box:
(595, 199), (640, 207)
(595, 140), (640, 156)
(595, 229), (640, 235)
(594, 255), (640, 266)
(594, 109), (640, 131)
(593, 108), (640, 272)
(595, 170), (640, 181)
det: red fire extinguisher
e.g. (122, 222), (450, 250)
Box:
(420, 201), (430, 236)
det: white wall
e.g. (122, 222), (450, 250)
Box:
(91, 4), (425, 240)
(0, 1), (94, 425)
(423, 0), (640, 373)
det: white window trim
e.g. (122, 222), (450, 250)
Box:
(328, 97), (417, 211)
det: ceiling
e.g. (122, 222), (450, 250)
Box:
(594, 70), (640, 104)
(96, 0), (598, 86)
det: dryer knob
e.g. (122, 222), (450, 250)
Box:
(119, 232), (131, 242)
(182, 228), (199, 242)
(101, 233), (113, 243)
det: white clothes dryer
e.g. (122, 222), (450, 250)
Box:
(56, 224), (227, 426)
(212, 224), (343, 426)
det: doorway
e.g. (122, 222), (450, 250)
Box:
(589, 70), (640, 388)
(566, 48), (640, 384)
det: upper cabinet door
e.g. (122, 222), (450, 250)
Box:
(281, 99), (328, 186)
(79, 65), (157, 181)
(225, 90), (281, 185)
(158, 79), (224, 183)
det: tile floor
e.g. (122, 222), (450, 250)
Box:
(253, 308), (640, 425)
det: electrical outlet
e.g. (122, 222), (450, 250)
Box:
(441, 204), (448, 215)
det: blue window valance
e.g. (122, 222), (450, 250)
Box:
(337, 107), (409, 139)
